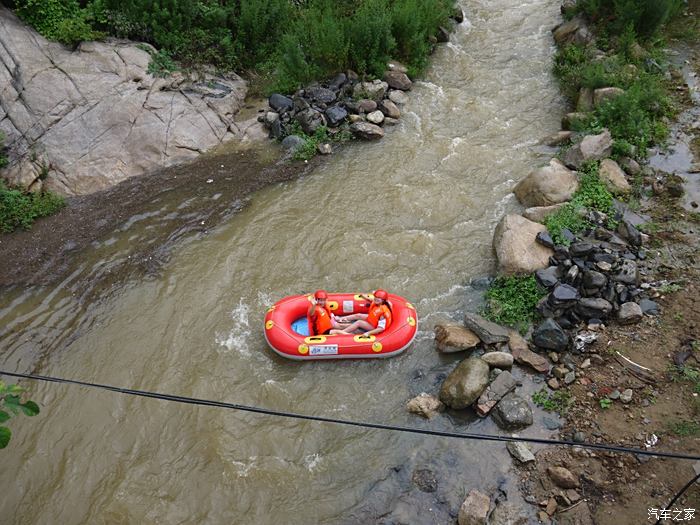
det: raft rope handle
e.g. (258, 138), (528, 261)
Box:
(2, 368), (699, 514)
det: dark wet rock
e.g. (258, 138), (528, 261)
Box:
(436, 25), (450, 43)
(550, 284), (580, 305)
(305, 85), (336, 104)
(561, 228), (576, 244)
(327, 72), (347, 91)
(569, 242), (594, 257)
(582, 270), (607, 290)
(350, 121), (384, 140)
(476, 370), (517, 416)
(357, 99), (378, 113)
(552, 16), (593, 46)
(434, 323), (480, 353)
(613, 259), (639, 285)
(548, 466), (580, 489)
(617, 219), (642, 246)
(280, 134), (305, 151)
(618, 156), (641, 176)
(269, 118), (284, 139)
(575, 298), (613, 319)
(324, 106), (348, 127)
(439, 357), (490, 409)
(618, 302), (643, 324)
(564, 265), (580, 284)
(269, 93), (293, 112)
(451, 6), (465, 23)
(463, 312), (510, 344)
(533, 319), (569, 351)
(536, 231), (555, 248)
(296, 108), (326, 134)
(639, 298), (660, 315)
(492, 393), (533, 430)
(536, 266), (560, 289)
(412, 468), (438, 493)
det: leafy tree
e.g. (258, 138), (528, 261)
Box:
(0, 381), (40, 450)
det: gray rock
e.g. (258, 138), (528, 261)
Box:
(543, 416), (562, 430)
(536, 231), (555, 248)
(481, 351), (514, 369)
(620, 388), (633, 403)
(552, 16), (593, 46)
(412, 468), (438, 492)
(564, 371), (576, 385)
(536, 266), (560, 289)
(476, 370), (517, 416)
(562, 129), (614, 169)
(570, 242), (595, 257)
(281, 134), (306, 151)
(463, 312), (510, 344)
(439, 357), (491, 409)
(305, 85), (336, 104)
(434, 323), (480, 353)
(562, 112), (588, 131)
(619, 156), (641, 176)
(523, 203), (567, 223)
(388, 89), (409, 105)
(316, 143), (332, 155)
(327, 72), (346, 90)
(639, 298), (660, 315)
(356, 99), (377, 113)
(583, 270), (607, 290)
(573, 431), (586, 443)
(541, 131), (573, 147)
(617, 219), (642, 246)
(493, 214), (554, 275)
(613, 259), (639, 285)
(324, 106), (347, 127)
(269, 93), (293, 112)
(599, 158), (631, 194)
(514, 158), (579, 207)
(406, 393), (445, 419)
(618, 302), (643, 324)
(383, 70), (412, 91)
(550, 284), (580, 305)
(354, 79), (389, 100)
(349, 121), (384, 140)
(506, 441), (536, 463)
(533, 319), (569, 352)
(575, 298), (613, 319)
(492, 393), (533, 430)
(510, 333), (551, 373)
(366, 110), (385, 125)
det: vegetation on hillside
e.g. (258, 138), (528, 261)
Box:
(0, 179), (66, 234)
(12, 0), (454, 92)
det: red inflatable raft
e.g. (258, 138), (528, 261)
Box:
(264, 292), (418, 360)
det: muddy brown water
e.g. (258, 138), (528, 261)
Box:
(0, 1), (567, 522)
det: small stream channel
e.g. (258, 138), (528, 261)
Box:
(0, 1), (569, 522)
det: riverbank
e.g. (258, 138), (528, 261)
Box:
(0, 145), (321, 288)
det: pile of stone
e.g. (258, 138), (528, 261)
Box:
(260, 65), (413, 149)
(529, 214), (660, 353)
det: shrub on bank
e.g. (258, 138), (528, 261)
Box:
(483, 275), (547, 333)
(12, 0), (454, 93)
(576, 0), (683, 39)
(0, 180), (66, 233)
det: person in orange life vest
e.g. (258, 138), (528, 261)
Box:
(307, 290), (348, 335)
(336, 289), (392, 336)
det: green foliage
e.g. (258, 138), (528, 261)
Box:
(532, 388), (573, 415)
(577, 0), (683, 39)
(544, 163), (615, 245)
(482, 275), (547, 333)
(15, 0), (99, 47)
(0, 381), (40, 450)
(668, 364), (700, 394)
(287, 124), (354, 161)
(146, 49), (179, 78)
(599, 397), (612, 409)
(0, 180), (66, 234)
(667, 419), (700, 437)
(346, 0), (396, 76)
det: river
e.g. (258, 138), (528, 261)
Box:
(0, 0), (566, 523)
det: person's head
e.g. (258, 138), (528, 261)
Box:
(373, 289), (388, 304)
(314, 289), (328, 304)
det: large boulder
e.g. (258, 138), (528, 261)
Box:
(434, 322), (481, 353)
(463, 312), (510, 344)
(0, 7), (247, 195)
(439, 357), (491, 409)
(532, 319), (569, 352)
(493, 215), (554, 275)
(353, 80), (389, 101)
(552, 16), (593, 46)
(296, 109), (326, 135)
(383, 70), (412, 91)
(523, 203), (567, 223)
(598, 159), (631, 194)
(514, 159), (579, 207)
(562, 130), (614, 169)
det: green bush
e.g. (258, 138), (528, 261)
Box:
(577, 0), (683, 39)
(0, 180), (66, 234)
(482, 275), (547, 333)
(0, 132), (7, 169)
(145, 48), (179, 78)
(15, 0), (99, 46)
(346, 0), (396, 76)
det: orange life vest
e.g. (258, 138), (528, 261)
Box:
(308, 304), (332, 335)
(367, 303), (392, 330)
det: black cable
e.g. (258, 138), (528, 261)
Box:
(655, 472), (700, 525)
(2, 369), (700, 462)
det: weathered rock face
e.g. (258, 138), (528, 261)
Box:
(0, 7), (247, 195)
(514, 158), (579, 207)
(458, 489), (490, 525)
(562, 129), (613, 169)
(492, 393), (533, 430)
(463, 312), (510, 344)
(493, 214), (554, 275)
(439, 357), (490, 409)
(523, 203), (567, 223)
(598, 158), (631, 194)
(476, 370), (516, 416)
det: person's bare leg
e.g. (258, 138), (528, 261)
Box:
(340, 320), (374, 334)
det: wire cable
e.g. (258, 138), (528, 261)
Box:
(654, 472), (700, 525)
(2, 369), (699, 462)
